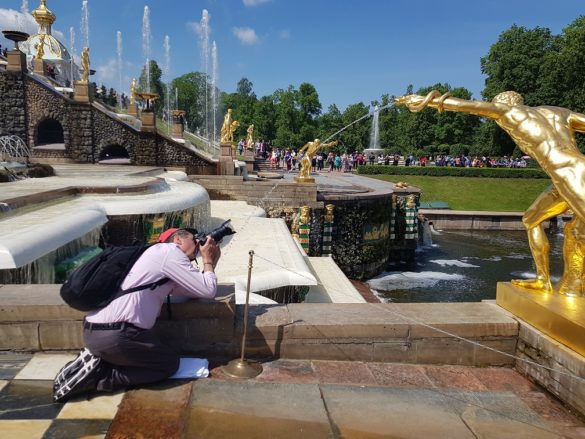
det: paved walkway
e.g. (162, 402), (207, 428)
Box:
(1, 352), (584, 438)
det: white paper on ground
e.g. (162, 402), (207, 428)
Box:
(169, 357), (209, 379)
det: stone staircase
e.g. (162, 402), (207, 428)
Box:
(254, 157), (281, 172)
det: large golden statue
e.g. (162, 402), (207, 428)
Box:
(396, 90), (585, 296)
(81, 47), (90, 82)
(296, 139), (338, 182)
(220, 109), (236, 143)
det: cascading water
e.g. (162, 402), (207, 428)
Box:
(142, 6), (151, 92)
(164, 35), (171, 134)
(20, 0), (29, 14)
(369, 106), (380, 150)
(81, 0), (90, 49)
(211, 41), (219, 146)
(117, 31), (123, 107)
(199, 9), (210, 141)
(69, 27), (76, 81)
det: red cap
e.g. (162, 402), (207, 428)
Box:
(158, 228), (179, 243)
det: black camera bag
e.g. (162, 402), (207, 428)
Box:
(60, 245), (169, 312)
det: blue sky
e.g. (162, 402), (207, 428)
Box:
(1, 0), (583, 110)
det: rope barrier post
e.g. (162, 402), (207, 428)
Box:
(222, 250), (263, 378)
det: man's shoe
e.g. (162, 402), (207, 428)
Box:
(53, 348), (102, 403)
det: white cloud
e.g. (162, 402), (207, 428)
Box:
(187, 21), (204, 37)
(0, 8), (38, 45)
(278, 29), (290, 39)
(95, 57), (117, 82)
(233, 27), (259, 45)
(243, 0), (272, 6)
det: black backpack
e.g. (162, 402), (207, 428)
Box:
(60, 245), (169, 312)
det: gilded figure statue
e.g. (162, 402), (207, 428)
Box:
(246, 124), (254, 149)
(396, 90), (585, 296)
(81, 47), (90, 82)
(220, 109), (234, 143)
(36, 34), (46, 60)
(299, 206), (311, 226)
(298, 139), (338, 180)
(130, 78), (137, 104)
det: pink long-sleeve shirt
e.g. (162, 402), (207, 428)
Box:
(85, 243), (217, 329)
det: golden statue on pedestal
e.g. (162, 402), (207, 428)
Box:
(295, 138), (338, 183)
(81, 47), (90, 82)
(396, 90), (585, 296)
(130, 78), (137, 104)
(220, 109), (239, 144)
(246, 124), (254, 149)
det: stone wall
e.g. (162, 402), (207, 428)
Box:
(515, 321), (585, 417)
(189, 175), (319, 208)
(0, 71), (27, 139)
(0, 70), (218, 171)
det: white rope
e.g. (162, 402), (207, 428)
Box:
(253, 251), (585, 384)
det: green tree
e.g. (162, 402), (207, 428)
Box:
(171, 72), (206, 132)
(339, 102), (370, 152)
(253, 96), (276, 141)
(138, 60), (165, 117)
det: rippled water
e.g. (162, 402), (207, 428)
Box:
(369, 230), (564, 303)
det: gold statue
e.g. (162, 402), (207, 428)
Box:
(298, 139), (338, 180)
(396, 90), (585, 296)
(81, 47), (90, 82)
(220, 109), (234, 143)
(36, 34), (46, 60)
(130, 78), (137, 104)
(246, 124), (254, 149)
(299, 206), (311, 226)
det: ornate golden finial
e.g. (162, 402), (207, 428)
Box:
(32, 0), (56, 29)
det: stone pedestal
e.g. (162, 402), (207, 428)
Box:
(127, 103), (139, 117)
(220, 143), (234, 158)
(73, 81), (90, 102)
(294, 175), (315, 184)
(171, 122), (184, 137)
(496, 282), (585, 357)
(244, 149), (255, 160)
(33, 58), (44, 75)
(6, 49), (27, 72)
(141, 111), (156, 133)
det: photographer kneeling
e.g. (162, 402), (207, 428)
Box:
(55, 227), (221, 402)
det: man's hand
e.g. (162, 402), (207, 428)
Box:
(395, 91), (444, 112)
(200, 237), (221, 269)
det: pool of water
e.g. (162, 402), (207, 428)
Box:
(369, 229), (564, 303)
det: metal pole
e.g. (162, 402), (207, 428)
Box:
(240, 250), (254, 361)
(222, 249), (263, 378)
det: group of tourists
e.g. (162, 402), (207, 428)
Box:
(365, 153), (529, 168)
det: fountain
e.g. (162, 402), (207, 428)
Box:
(199, 9), (210, 143)
(164, 35), (171, 134)
(80, 0), (89, 49)
(363, 105), (385, 158)
(211, 41), (219, 146)
(117, 30), (123, 107)
(2, 30), (29, 71)
(142, 6), (151, 92)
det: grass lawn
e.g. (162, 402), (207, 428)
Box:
(366, 175), (552, 212)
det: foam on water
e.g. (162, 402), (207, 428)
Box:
(367, 271), (465, 291)
(430, 259), (480, 268)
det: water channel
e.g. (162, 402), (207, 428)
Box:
(369, 229), (564, 303)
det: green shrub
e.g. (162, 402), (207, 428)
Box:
(357, 164), (548, 179)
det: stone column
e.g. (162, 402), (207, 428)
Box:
(33, 58), (44, 75)
(219, 143), (235, 175)
(6, 49), (27, 72)
(127, 102), (138, 117)
(140, 111), (156, 133)
(74, 81), (90, 102)
(322, 204), (335, 256)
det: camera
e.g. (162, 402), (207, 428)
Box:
(196, 219), (236, 245)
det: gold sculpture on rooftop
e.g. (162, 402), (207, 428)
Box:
(396, 90), (585, 297)
(35, 34), (45, 60)
(295, 139), (338, 184)
(80, 47), (90, 82)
